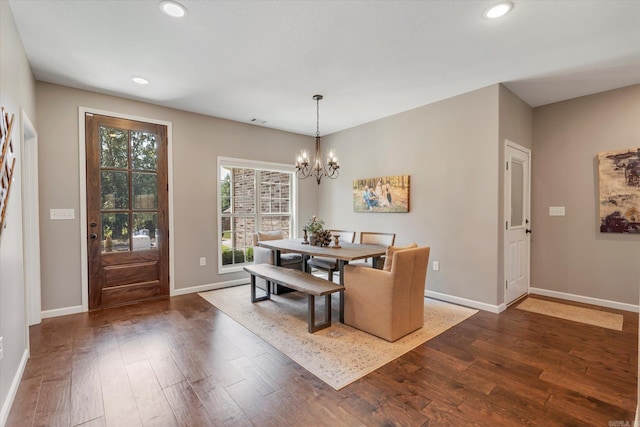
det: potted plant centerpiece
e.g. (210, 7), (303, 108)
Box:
(303, 215), (328, 246)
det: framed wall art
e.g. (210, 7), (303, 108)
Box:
(353, 175), (410, 213)
(0, 107), (16, 237)
(598, 148), (640, 233)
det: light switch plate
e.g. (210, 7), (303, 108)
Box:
(50, 209), (75, 220)
(549, 206), (565, 216)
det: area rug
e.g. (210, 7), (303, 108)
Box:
(516, 298), (623, 331)
(199, 285), (478, 390)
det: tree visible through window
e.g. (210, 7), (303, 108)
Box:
(219, 160), (294, 269)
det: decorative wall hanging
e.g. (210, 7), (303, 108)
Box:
(598, 148), (640, 233)
(0, 107), (16, 237)
(353, 175), (410, 213)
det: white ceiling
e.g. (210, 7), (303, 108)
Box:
(8, 0), (640, 136)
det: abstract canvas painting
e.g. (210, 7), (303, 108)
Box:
(598, 148), (640, 233)
(353, 175), (410, 213)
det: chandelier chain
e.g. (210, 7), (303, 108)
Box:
(316, 96), (320, 138)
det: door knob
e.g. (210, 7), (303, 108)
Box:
(525, 229), (532, 234)
(90, 233), (98, 239)
(90, 222), (97, 227)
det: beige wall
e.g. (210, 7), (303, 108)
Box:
(319, 85), (502, 307)
(0, 0), (36, 420)
(531, 85), (640, 305)
(36, 82), (318, 311)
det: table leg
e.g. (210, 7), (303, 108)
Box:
(302, 254), (310, 273)
(308, 294), (315, 332)
(272, 250), (286, 294)
(372, 255), (381, 269)
(338, 260), (347, 323)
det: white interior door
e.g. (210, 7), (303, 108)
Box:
(21, 110), (41, 326)
(505, 141), (531, 305)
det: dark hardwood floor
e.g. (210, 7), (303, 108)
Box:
(6, 292), (638, 426)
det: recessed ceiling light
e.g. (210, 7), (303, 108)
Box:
(160, 1), (187, 18)
(483, 1), (513, 19)
(132, 76), (149, 85)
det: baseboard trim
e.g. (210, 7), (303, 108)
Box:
(0, 348), (29, 427)
(38, 280), (251, 319)
(425, 290), (505, 313)
(529, 287), (639, 313)
(41, 304), (85, 319)
(172, 278), (249, 296)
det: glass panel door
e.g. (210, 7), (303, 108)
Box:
(98, 125), (159, 252)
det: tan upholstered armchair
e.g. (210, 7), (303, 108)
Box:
(343, 246), (430, 341)
(252, 230), (303, 293)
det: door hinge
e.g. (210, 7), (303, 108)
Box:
(506, 161), (509, 170)
(506, 280), (508, 289)
(505, 221), (508, 230)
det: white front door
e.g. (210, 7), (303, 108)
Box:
(505, 141), (531, 305)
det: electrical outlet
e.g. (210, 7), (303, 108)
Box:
(0, 336), (3, 361)
(199, 257), (206, 266)
(432, 261), (440, 271)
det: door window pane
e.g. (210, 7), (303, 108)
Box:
(102, 213), (129, 252)
(133, 213), (158, 251)
(133, 172), (157, 209)
(101, 171), (129, 210)
(99, 126), (128, 168)
(510, 161), (524, 227)
(131, 131), (157, 171)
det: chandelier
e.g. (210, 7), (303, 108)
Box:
(295, 94), (339, 184)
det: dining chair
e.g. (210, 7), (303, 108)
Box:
(351, 231), (396, 268)
(306, 230), (356, 281)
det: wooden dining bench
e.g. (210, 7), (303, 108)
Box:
(243, 264), (343, 333)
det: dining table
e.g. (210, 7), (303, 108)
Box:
(257, 238), (387, 321)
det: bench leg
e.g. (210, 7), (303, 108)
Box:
(251, 274), (270, 303)
(308, 294), (332, 333)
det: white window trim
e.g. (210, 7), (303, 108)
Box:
(217, 156), (298, 274)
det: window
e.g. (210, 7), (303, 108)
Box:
(218, 157), (297, 272)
